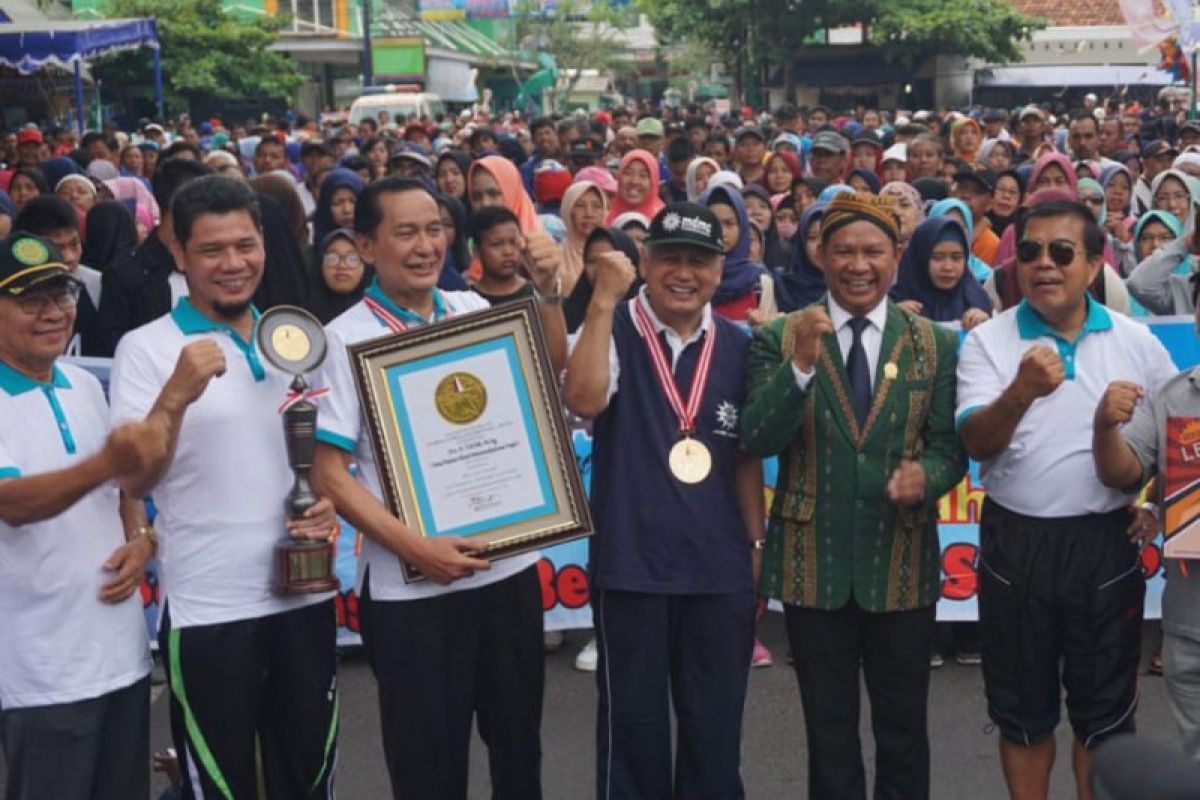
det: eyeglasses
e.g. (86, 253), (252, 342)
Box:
(1016, 239), (1079, 267)
(11, 282), (80, 316)
(323, 252), (363, 269)
(1082, 195), (1104, 206)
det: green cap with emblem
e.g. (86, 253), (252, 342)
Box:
(0, 233), (73, 296)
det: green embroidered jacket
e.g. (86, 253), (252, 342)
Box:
(741, 301), (967, 612)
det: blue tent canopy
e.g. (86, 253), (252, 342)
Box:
(0, 18), (161, 132)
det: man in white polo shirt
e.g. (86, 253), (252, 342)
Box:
(957, 199), (1177, 800)
(0, 233), (169, 800)
(310, 176), (567, 799)
(110, 175), (341, 800)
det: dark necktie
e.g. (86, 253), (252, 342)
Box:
(845, 317), (872, 428)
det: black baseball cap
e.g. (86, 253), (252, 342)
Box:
(953, 167), (996, 193)
(1142, 139), (1179, 159)
(646, 202), (724, 253)
(0, 234), (74, 297)
(569, 137), (604, 159)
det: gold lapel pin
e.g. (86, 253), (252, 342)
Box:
(883, 362), (898, 381)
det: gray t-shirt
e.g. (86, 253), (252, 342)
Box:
(1123, 366), (1200, 642)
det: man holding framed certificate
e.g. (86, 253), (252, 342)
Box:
(563, 202), (765, 799)
(311, 177), (568, 800)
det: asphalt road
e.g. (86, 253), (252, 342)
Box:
(1, 616), (1180, 799)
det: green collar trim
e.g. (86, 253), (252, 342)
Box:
(169, 297), (266, 381)
(0, 360), (70, 396)
(1015, 295), (1112, 343)
(365, 277), (448, 327)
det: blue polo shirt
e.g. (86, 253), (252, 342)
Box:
(589, 297), (753, 594)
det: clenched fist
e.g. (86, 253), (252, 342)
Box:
(522, 229), (562, 295)
(104, 417), (170, 476)
(163, 340), (226, 408)
(1095, 381), (1144, 431)
(590, 249), (638, 305)
(1012, 345), (1064, 404)
(886, 460), (926, 506)
(788, 306), (834, 374)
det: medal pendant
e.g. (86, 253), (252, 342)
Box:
(668, 437), (712, 484)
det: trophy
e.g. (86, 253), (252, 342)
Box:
(257, 306), (340, 595)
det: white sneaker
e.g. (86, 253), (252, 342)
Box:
(574, 638), (598, 672)
(543, 629), (564, 653)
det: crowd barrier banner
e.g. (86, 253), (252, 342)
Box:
(69, 315), (1200, 645)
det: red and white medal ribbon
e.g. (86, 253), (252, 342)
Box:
(364, 293), (454, 333)
(364, 296), (410, 333)
(278, 386), (330, 414)
(631, 296), (717, 436)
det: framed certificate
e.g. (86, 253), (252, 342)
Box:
(349, 297), (593, 581)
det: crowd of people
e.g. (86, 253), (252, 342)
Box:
(1, 88), (1200, 800)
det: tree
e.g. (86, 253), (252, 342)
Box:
(638, 0), (1045, 102)
(94, 0), (304, 114)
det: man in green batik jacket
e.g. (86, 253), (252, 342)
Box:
(741, 191), (966, 800)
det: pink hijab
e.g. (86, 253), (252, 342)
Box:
(104, 177), (161, 226)
(605, 150), (664, 225)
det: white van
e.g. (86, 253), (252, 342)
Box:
(349, 88), (446, 124)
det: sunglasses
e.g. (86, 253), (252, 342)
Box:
(1016, 239), (1079, 267)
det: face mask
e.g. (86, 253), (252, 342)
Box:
(776, 220), (798, 240)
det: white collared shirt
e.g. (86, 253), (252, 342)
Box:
(792, 296), (889, 390)
(576, 287), (716, 405)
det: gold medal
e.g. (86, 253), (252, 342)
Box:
(271, 323), (311, 363)
(435, 371), (488, 425)
(668, 437), (712, 484)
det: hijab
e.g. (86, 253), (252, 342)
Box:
(605, 149), (664, 224)
(1077, 177), (1107, 225)
(1150, 168), (1200, 232)
(103, 177), (160, 225)
(560, 181), (608, 295)
(774, 200), (828, 313)
(891, 216), (991, 322)
(1129, 209), (1188, 317)
(313, 168), (364, 248)
(846, 167), (881, 194)
(437, 149), (473, 207)
(436, 193), (471, 277)
(685, 156), (721, 201)
(742, 183), (791, 269)
(1100, 164), (1135, 217)
(986, 168), (1025, 237)
(1028, 151), (1078, 196)
(81, 201), (138, 272)
(466, 155), (545, 280)
(40, 156), (84, 190)
(252, 173), (309, 249)
(927, 197), (992, 281)
(763, 150), (801, 192)
(562, 226), (642, 334)
(308, 228), (374, 324)
(701, 184), (764, 307)
(253, 192), (311, 311)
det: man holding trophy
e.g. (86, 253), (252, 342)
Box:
(311, 177), (568, 799)
(110, 175), (341, 800)
(741, 192), (966, 800)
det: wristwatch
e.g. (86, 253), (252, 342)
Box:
(749, 539), (765, 551)
(132, 525), (157, 546)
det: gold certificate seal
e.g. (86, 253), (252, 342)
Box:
(271, 323), (312, 363)
(435, 372), (488, 425)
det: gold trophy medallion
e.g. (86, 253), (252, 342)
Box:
(271, 323), (312, 363)
(668, 437), (712, 484)
(435, 371), (488, 425)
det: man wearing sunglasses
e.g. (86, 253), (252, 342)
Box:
(0, 233), (178, 799)
(957, 200), (1177, 800)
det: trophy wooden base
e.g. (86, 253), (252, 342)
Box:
(274, 539), (339, 595)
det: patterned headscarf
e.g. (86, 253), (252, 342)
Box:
(821, 191), (900, 244)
